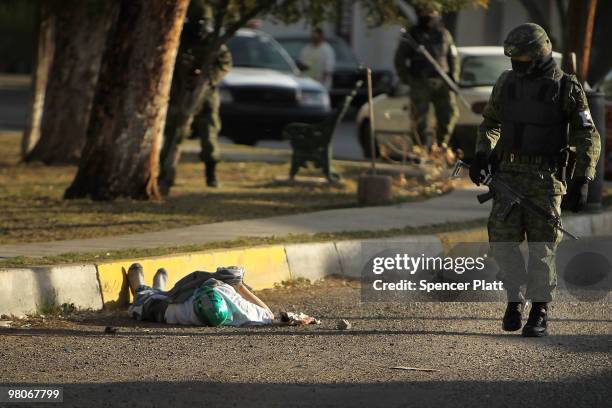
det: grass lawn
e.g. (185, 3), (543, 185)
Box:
(0, 131), (456, 245)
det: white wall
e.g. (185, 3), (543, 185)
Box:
(456, 6), (489, 46)
(456, 0), (562, 51)
(350, 4), (402, 71)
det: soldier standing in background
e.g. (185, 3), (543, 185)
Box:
(394, 2), (459, 149)
(470, 23), (600, 337)
(160, 3), (232, 193)
(191, 45), (232, 187)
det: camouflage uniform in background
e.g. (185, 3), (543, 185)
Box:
(475, 24), (600, 305)
(394, 4), (460, 147)
(191, 45), (232, 181)
(161, 2), (232, 190)
(158, 1), (232, 190)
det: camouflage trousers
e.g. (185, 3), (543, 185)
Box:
(192, 86), (221, 164)
(487, 172), (563, 302)
(410, 78), (459, 147)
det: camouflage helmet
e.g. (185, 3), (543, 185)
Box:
(503, 23), (552, 60)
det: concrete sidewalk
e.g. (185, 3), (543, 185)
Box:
(0, 187), (491, 258)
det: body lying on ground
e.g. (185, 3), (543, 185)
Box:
(126, 263), (275, 327)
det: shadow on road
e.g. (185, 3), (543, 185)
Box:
(2, 374), (610, 408)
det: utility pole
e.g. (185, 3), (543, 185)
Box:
(564, 0), (605, 211)
(564, 0), (598, 84)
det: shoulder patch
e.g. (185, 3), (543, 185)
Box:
(578, 109), (594, 129)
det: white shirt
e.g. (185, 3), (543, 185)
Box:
(164, 295), (202, 326)
(300, 42), (336, 90)
(164, 283), (272, 327)
(214, 283), (273, 327)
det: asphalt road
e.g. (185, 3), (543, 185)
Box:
(0, 278), (610, 408)
(0, 76), (29, 131)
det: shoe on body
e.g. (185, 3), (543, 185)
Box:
(153, 268), (168, 291)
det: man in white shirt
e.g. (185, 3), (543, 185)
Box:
(127, 263), (274, 327)
(300, 28), (336, 90)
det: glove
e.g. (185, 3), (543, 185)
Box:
(469, 152), (490, 185)
(563, 176), (589, 213)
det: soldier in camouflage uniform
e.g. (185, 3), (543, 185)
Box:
(192, 45), (232, 187)
(394, 3), (460, 148)
(161, 3), (232, 191)
(471, 23), (600, 337)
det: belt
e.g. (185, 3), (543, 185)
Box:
(499, 152), (557, 166)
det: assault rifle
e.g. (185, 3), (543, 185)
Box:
(452, 160), (578, 240)
(399, 28), (471, 109)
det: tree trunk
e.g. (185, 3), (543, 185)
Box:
(21, 2), (54, 159)
(26, 0), (115, 165)
(64, 0), (189, 201)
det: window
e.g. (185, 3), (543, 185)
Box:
(459, 55), (510, 87)
(227, 35), (296, 73)
(459, 53), (564, 87)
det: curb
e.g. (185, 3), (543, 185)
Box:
(0, 265), (102, 317)
(1, 211), (611, 316)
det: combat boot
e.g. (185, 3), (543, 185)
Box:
(502, 301), (524, 331)
(205, 161), (218, 187)
(522, 302), (549, 337)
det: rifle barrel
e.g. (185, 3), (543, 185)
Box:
(398, 32), (471, 109)
(454, 161), (579, 240)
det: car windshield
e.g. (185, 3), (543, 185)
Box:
(459, 55), (510, 87)
(279, 38), (360, 67)
(459, 53), (564, 87)
(227, 34), (296, 73)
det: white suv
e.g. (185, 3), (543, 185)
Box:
(356, 46), (562, 159)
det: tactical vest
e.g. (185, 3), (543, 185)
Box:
(498, 71), (568, 158)
(408, 27), (450, 77)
